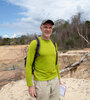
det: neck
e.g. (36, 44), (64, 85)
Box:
(41, 35), (50, 40)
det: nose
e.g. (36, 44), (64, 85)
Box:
(46, 28), (50, 31)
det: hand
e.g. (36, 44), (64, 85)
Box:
(59, 79), (62, 85)
(28, 86), (36, 98)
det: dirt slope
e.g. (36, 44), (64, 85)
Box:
(0, 78), (90, 100)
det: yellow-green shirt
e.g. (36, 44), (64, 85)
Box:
(26, 37), (60, 87)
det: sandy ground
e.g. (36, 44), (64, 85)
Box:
(0, 78), (90, 100)
(0, 46), (90, 100)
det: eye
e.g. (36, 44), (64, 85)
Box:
(44, 26), (48, 28)
(49, 27), (52, 29)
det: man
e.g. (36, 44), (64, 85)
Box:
(26, 19), (61, 100)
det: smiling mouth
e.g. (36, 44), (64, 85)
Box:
(45, 33), (50, 35)
(45, 32), (50, 34)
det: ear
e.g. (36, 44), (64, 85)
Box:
(40, 26), (42, 30)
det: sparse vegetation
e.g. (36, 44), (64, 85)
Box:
(0, 13), (90, 50)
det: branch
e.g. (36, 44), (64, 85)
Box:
(77, 28), (90, 45)
(59, 51), (90, 74)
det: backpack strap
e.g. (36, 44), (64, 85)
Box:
(32, 36), (40, 73)
(51, 40), (56, 48)
(51, 40), (58, 65)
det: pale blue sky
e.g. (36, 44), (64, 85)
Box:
(0, 0), (90, 38)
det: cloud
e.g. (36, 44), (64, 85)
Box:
(5, 0), (90, 19)
(0, 21), (41, 35)
(1, 0), (90, 37)
(11, 33), (17, 38)
(3, 34), (9, 38)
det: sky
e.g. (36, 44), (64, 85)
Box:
(0, 0), (90, 38)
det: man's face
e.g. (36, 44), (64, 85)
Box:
(40, 23), (53, 39)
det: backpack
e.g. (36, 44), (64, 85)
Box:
(24, 37), (58, 74)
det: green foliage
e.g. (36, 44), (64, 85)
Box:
(1, 38), (11, 45)
(85, 20), (90, 25)
(64, 38), (75, 49)
(61, 34), (80, 49)
(0, 36), (2, 45)
(0, 34), (37, 45)
(85, 20), (90, 28)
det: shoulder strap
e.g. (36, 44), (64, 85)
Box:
(51, 40), (56, 48)
(32, 37), (40, 73)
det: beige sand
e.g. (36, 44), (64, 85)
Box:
(0, 78), (90, 100)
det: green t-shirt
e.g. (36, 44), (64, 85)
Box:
(26, 37), (60, 87)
